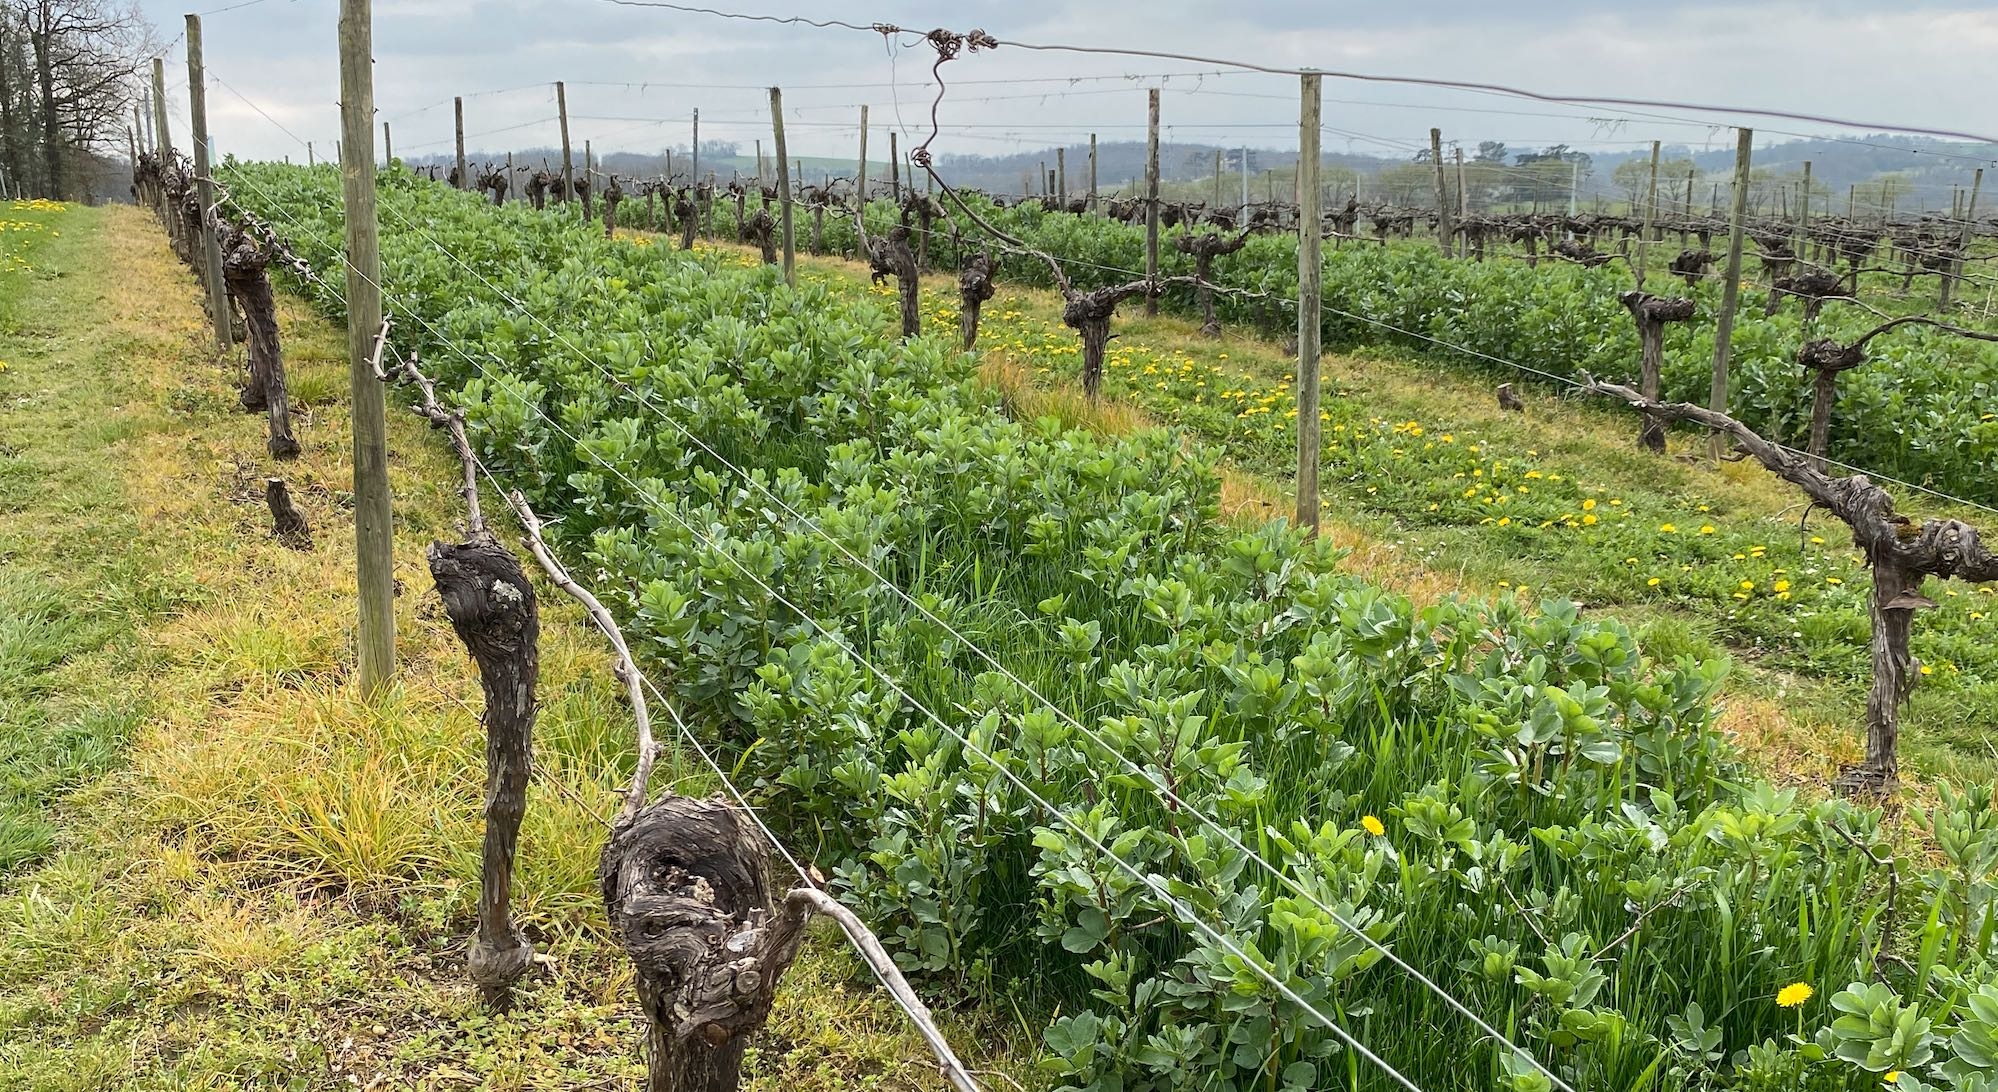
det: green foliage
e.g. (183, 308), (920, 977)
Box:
(679, 188), (1998, 506)
(228, 164), (1998, 1092)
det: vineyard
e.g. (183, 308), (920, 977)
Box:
(7, 4), (1998, 1092)
(597, 187), (1998, 507)
(195, 159), (1998, 1091)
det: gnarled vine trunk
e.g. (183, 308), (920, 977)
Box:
(599, 796), (815, 1092)
(221, 226), (300, 460)
(1584, 377), (1998, 791)
(1618, 291), (1695, 454)
(428, 536), (540, 1009)
(958, 250), (996, 350)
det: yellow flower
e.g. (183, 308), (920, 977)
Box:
(1647, 577), (1661, 587)
(1777, 982), (1814, 1008)
(1700, 525), (1716, 535)
(1887, 1072), (1901, 1085)
(1582, 499), (1597, 511)
(1660, 523), (1677, 533)
(1361, 815), (1385, 837)
(1773, 580), (1791, 593)
(1920, 664), (1934, 676)
(1740, 581), (1755, 591)
(1582, 514), (1598, 526)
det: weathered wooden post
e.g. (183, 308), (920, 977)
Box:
(339, 0), (396, 692)
(1454, 145), (1468, 217)
(151, 59), (172, 161)
(769, 87), (794, 287)
(454, 96), (467, 189)
(1429, 127), (1452, 257)
(888, 129), (898, 201)
(1636, 140), (1660, 290)
(184, 14), (232, 354)
(1296, 74), (1323, 537)
(556, 81), (574, 207)
(1088, 132), (1097, 209)
(1145, 89), (1160, 314)
(856, 105), (869, 207)
(1706, 127), (1752, 460)
(1944, 168), (1982, 311)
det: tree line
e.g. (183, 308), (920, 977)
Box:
(0, 0), (153, 201)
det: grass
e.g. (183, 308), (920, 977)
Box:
(0, 201), (1034, 1090)
(707, 231), (1997, 787)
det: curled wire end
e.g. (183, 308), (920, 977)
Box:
(911, 149), (933, 169)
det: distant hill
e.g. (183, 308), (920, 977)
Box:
(401, 133), (1996, 214)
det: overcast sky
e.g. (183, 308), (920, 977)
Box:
(138, 0), (1998, 178)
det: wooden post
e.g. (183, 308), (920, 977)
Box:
(1683, 166), (1695, 238)
(504, 152), (513, 203)
(133, 101), (147, 155)
(1707, 126), (1753, 460)
(690, 108), (699, 192)
(583, 141), (595, 223)
(556, 82), (574, 206)
(1636, 140), (1660, 290)
(1145, 88), (1160, 314)
(856, 105), (868, 206)
(454, 96), (467, 189)
(888, 130), (898, 200)
(1429, 127), (1452, 257)
(1212, 148), (1222, 206)
(1797, 160), (1812, 256)
(382, 121), (391, 164)
(138, 93), (152, 153)
(1056, 146), (1066, 204)
(1088, 133), (1097, 207)
(184, 14), (232, 354)
(151, 59), (172, 159)
(770, 87), (793, 287)
(339, 0), (396, 692)
(1454, 146), (1468, 217)
(1945, 168), (1982, 311)
(754, 138), (763, 184)
(1296, 73), (1324, 538)
(307, 140), (314, 167)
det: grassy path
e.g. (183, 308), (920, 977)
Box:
(706, 234), (1998, 787)
(0, 203), (1013, 1090)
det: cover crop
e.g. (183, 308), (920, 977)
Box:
(228, 162), (1998, 1092)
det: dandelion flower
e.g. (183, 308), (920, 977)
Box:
(1777, 983), (1814, 1008)
(1660, 523), (1677, 533)
(1582, 499), (1597, 511)
(1361, 815), (1386, 837)
(1700, 525), (1717, 535)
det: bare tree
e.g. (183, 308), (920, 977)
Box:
(6, 0), (153, 199)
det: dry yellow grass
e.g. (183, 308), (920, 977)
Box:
(0, 204), (1027, 1091)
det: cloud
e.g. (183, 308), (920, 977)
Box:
(143, 0), (1998, 181)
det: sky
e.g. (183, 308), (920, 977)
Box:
(136, 0), (1998, 184)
